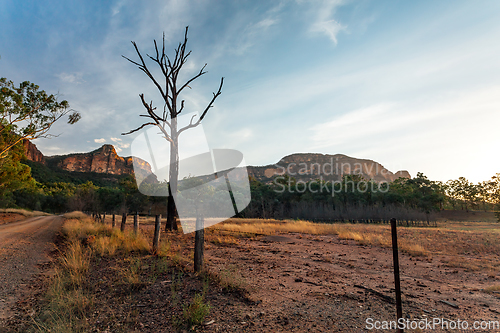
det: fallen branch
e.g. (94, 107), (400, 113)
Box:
(439, 300), (459, 309)
(354, 284), (395, 304)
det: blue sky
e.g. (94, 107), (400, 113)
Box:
(1, 0), (500, 183)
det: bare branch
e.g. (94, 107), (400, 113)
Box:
(156, 124), (174, 144)
(199, 77), (224, 121)
(177, 114), (199, 136)
(123, 42), (167, 102)
(121, 122), (156, 135)
(178, 100), (185, 114)
(139, 94), (162, 124)
(177, 63), (207, 95)
(154, 39), (159, 61)
(121, 55), (142, 67)
(178, 77), (223, 136)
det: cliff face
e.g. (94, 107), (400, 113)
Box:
(46, 144), (152, 178)
(23, 140), (44, 163)
(23, 141), (410, 184)
(248, 153), (411, 184)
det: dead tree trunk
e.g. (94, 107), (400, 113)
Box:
(166, 192), (179, 231)
(122, 26), (223, 236)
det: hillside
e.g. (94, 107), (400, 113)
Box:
(22, 141), (152, 184)
(23, 142), (410, 185)
(248, 153), (410, 184)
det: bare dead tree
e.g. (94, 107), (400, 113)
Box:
(122, 26), (223, 232)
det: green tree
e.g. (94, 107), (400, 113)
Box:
(0, 77), (80, 159)
(486, 173), (500, 206)
(0, 140), (35, 207)
(455, 177), (476, 211)
(97, 187), (125, 214)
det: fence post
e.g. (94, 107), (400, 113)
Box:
(112, 214), (116, 228)
(391, 218), (403, 332)
(153, 214), (161, 254)
(194, 216), (205, 273)
(133, 213), (139, 234)
(120, 213), (127, 232)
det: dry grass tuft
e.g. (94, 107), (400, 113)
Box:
(62, 211), (88, 220)
(33, 230), (94, 331)
(484, 285), (500, 293)
(58, 241), (91, 287)
(206, 233), (239, 246)
(205, 265), (248, 293)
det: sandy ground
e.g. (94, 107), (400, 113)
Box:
(2, 215), (500, 332)
(0, 216), (62, 329)
(202, 232), (500, 332)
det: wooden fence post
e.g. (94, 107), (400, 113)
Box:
(112, 214), (116, 228)
(120, 213), (127, 232)
(133, 213), (139, 234)
(153, 214), (161, 254)
(391, 218), (403, 332)
(194, 216), (204, 273)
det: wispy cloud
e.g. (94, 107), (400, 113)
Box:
(311, 19), (345, 44)
(304, 0), (346, 44)
(209, 3), (282, 59)
(94, 137), (131, 153)
(56, 72), (85, 84)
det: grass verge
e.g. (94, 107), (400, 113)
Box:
(0, 208), (51, 217)
(30, 212), (150, 332)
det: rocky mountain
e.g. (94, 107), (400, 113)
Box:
(23, 140), (44, 163)
(248, 153), (410, 184)
(23, 143), (152, 179)
(23, 143), (410, 184)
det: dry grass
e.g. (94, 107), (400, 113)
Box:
(484, 285), (500, 293)
(214, 219), (430, 256)
(33, 229), (94, 332)
(0, 208), (51, 217)
(206, 233), (239, 246)
(216, 218), (500, 263)
(215, 219), (337, 235)
(117, 257), (142, 285)
(58, 241), (91, 287)
(205, 264), (248, 293)
(62, 211), (88, 220)
(62, 216), (150, 256)
(31, 214), (152, 331)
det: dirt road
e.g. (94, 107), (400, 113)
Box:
(0, 215), (62, 326)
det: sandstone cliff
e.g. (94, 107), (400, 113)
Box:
(45, 144), (152, 178)
(23, 140), (44, 163)
(248, 153), (411, 183)
(23, 142), (152, 178)
(23, 141), (410, 184)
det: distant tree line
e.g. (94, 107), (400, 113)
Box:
(241, 172), (500, 223)
(2, 136), (500, 223)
